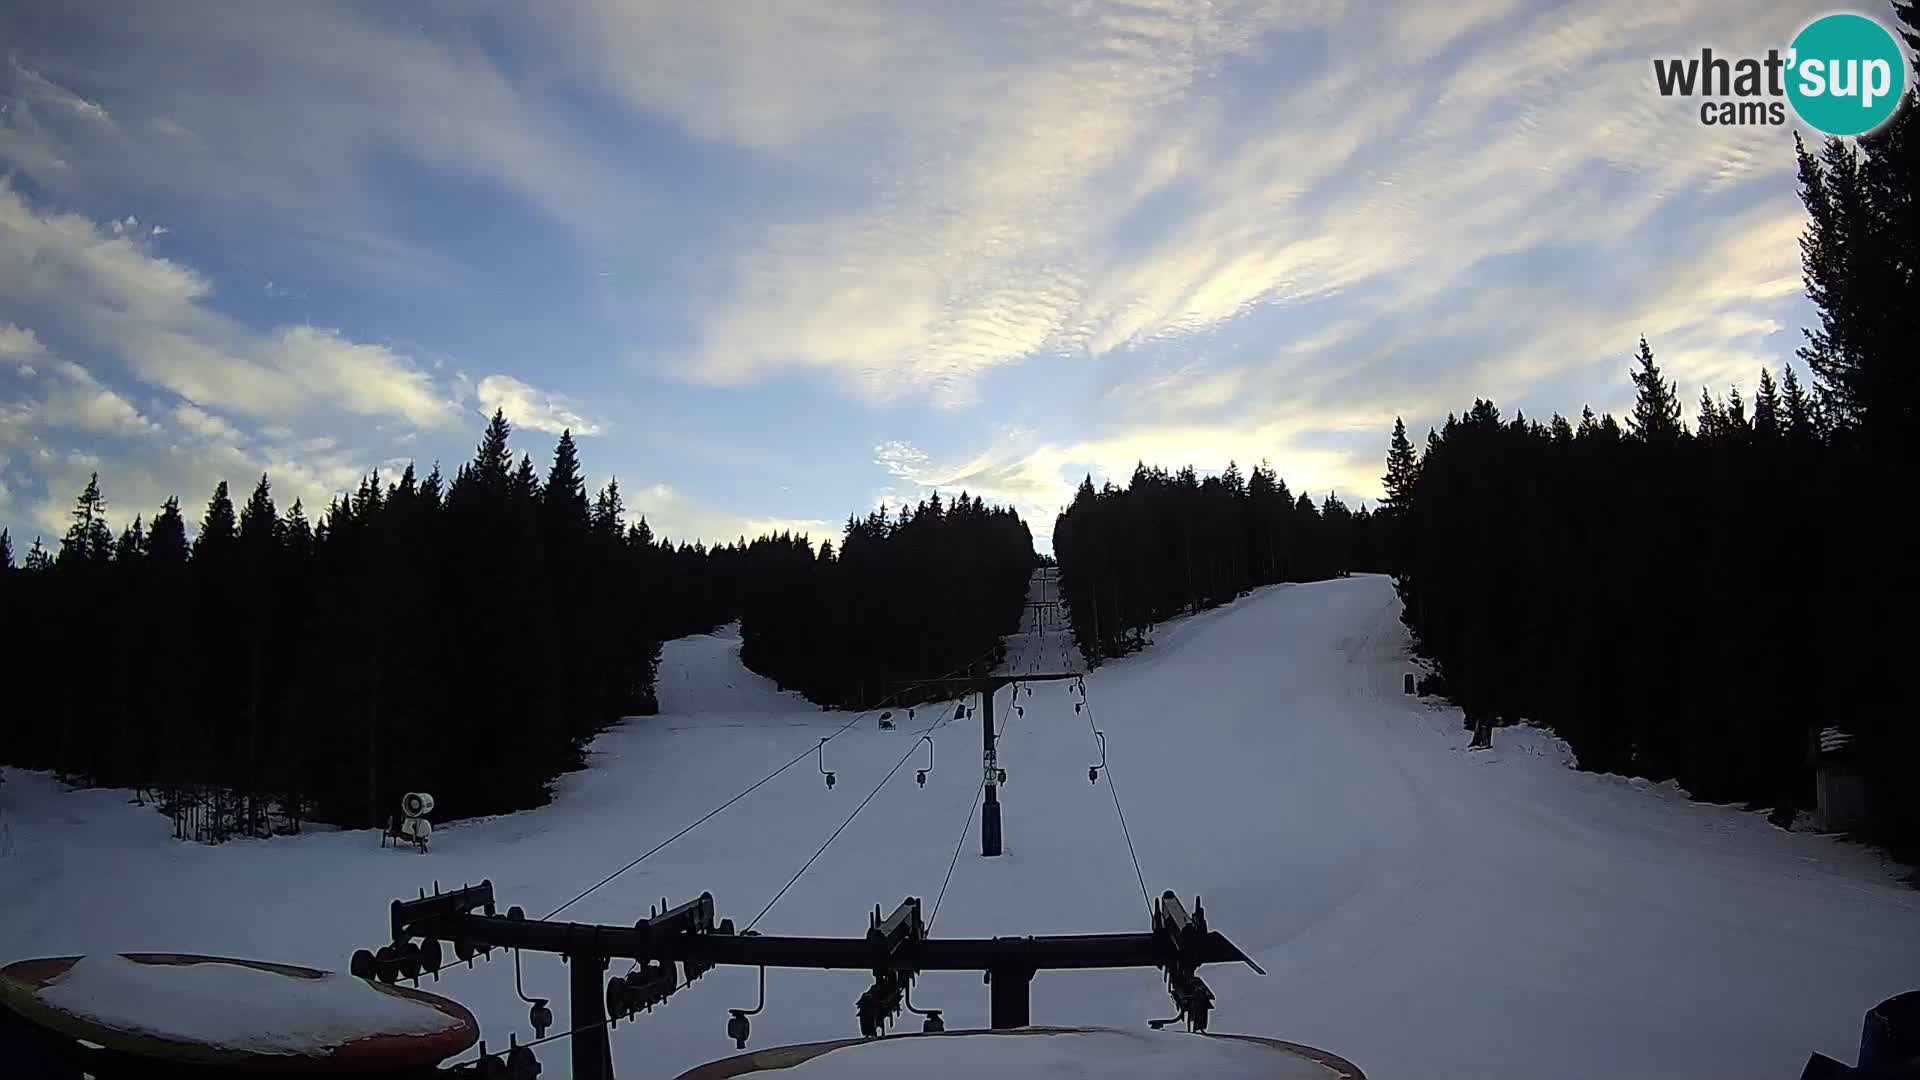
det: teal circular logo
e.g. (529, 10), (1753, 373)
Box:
(1787, 14), (1907, 136)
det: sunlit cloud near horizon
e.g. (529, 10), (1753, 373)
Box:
(0, 0), (1844, 552)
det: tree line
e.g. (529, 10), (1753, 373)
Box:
(735, 493), (1036, 708)
(1052, 461), (1386, 664)
(0, 411), (1037, 837)
(1385, 1), (1919, 857)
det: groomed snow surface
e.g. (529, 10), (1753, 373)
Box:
(2, 575), (1916, 1079)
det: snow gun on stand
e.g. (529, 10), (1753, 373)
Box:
(381, 792), (435, 854)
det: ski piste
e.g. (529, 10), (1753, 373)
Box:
(3, 574), (1916, 1077)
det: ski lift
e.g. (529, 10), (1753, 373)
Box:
(817, 738), (836, 789)
(878, 711), (895, 731)
(904, 980), (944, 1033)
(606, 962), (676, 1025)
(727, 966), (766, 1048)
(1088, 731), (1107, 784)
(915, 736), (934, 787)
(509, 939), (553, 1038)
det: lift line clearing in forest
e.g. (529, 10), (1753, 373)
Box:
(353, 879), (1263, 1079)
(895, 672), (1083, 857)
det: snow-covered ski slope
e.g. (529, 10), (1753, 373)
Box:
(2, 574), (1916, 1078)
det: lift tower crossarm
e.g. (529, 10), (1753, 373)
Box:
(895, 671), (1083, 856)
(368, 884), (1261, 1079)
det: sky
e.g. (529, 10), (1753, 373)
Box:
(0, 0), (1852, 555)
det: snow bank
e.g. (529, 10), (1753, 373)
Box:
(36, 955), (464, 1056)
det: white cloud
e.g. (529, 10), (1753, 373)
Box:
(475, 374), (606, 436)
(625, 483), (831, 550)
(0, 323), (155, 436)
(661, 0), (1823, 418)
(0, 321), (49, 362)
(35, 362), (157, 436)
(171, 401), (244, 443)
(0, 182), (458, 428)
(270, 327), (456, 429)
(1, 5), (645, 280)
(9, 58), (112, 125)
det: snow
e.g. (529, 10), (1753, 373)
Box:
(34, 954), (463, 1055)
(774, 1028), (1336, 1079)
(3, 578), (1917, 1080)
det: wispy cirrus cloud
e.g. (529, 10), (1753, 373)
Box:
(0, 0), (1842, 554)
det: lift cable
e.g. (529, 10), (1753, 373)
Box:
(928, 774), (986, 932)
(544, 640), (1005, 920)
(744, 701), (964, 932)
(927, 681), (1022, 933)
(1079, 680), (1152, 914)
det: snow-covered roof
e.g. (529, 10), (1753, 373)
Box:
(765, 1028), (1347, 1079)
(32, 954), (468, 1057)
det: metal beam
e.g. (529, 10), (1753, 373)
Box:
(417, 915), (1254, 973)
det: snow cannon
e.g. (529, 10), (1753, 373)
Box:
(0, 953), (480, 1078)
(669, 1027), (1369, 1080)
(383, 792), (435, 853)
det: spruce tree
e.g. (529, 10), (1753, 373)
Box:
(115, 517), (147, 562)
(148, 498), (189, 566)
(448, 412), (513, 510)
(1782, 365), (1815, 445)
(591, 478), (624, 536)
(24, 536), (52, 571)
(543, 430), (589, 529)
(282, 500), (314, 559)
(1725, 386), (1749, 436)
(512, 453), (541, 502)
(239, 474), (279, 550)
(419, 463), (445, 511)
(0, 527), (12, 569)
(1696, 387), (1725, 441)
(59, 472), (115, 566)
(194, 481), (238, 556)
(1382, 417), (1418, 510)
(1754, 368), (1782, 440)
(1627, 337), (1684, 442)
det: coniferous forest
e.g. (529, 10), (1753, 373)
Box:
(1051, 4), (1920, 857)
(0, 411), (1034, 837)
(1053, 463), (1385, 663)
(1383, 59), (1920, 855)
(736, 495), (1036, 708)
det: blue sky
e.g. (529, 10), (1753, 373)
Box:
(0, 0), (1846, 553)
